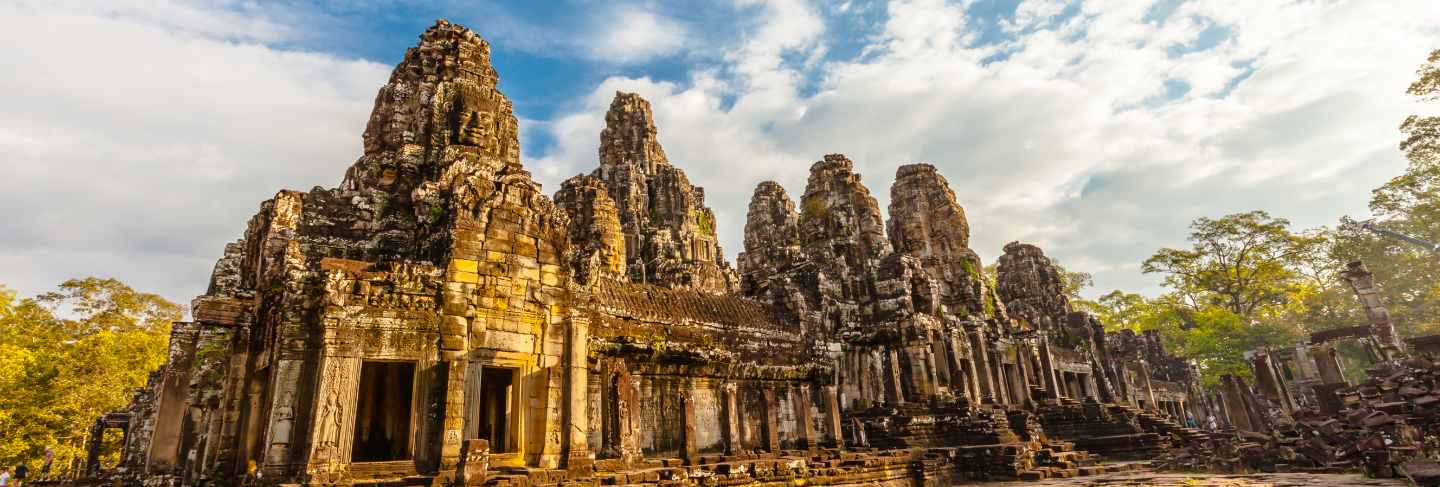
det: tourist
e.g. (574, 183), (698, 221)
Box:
(11, 464), (24, 487)
(1, 466), (11, 487)
(40, 448), (52, 477)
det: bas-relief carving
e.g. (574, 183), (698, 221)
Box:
(308, 357), (359, 479)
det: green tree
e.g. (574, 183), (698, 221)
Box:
(1330, 50), (1440, 337)
(1142, 210), (1323, 321)
(1083, 290), (1166, 333)
(1135, 211), (1319, 384)
(0, 279), (180, 476)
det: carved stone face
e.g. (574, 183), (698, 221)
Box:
(456, 109), (493, 146)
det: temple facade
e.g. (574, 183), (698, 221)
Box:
(84, 21), (1210, 487)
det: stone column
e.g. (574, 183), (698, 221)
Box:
(1249, 351), (1294, 414)
(930, 334), (953, 392)
(793, 388), (815, 450)
(564, 314), (592, 473)
(721, 383), (741, 455)
(1219, 375), (1254, 432)
(761, 389), (780, 452)
(884, 348), (906, 405)
(680, 387), (698, 465)
(147, 323), (200, 474)
(967, 330), (997, 403)
(1137, 360), (1157, 411)
(1311, 343), (1346, 385)
(606, 367), (642, 464)
(1036, 338), (1062, 401)
(950, 334), (979, 399)
(1015, 343), (1039, 408)
(823, 385), (843, 449)
(438, 264), (474, 471)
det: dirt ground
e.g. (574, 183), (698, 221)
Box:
(980, 471), (1412, 486)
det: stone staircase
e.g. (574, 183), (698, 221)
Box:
(1036, 399), (1173, 460)
(1124, 403), (1210, 445)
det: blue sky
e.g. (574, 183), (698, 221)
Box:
(2, 0), (1438, 308)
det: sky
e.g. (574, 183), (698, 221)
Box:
(2, 0), (1438, 310)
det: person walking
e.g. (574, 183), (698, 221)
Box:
(13, 464), (27, 487)
(1, 466), (11, 487)
(40, 448), (52, 477)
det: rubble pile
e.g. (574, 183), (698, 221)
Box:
(1154, 357), (1440, 485)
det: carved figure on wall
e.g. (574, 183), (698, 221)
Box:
(272, 392), (295, 445)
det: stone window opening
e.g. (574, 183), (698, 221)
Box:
(351, 361), (415, 462)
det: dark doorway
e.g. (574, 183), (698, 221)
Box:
(478, 367), (515, 452)
(352, 361), (414, 462)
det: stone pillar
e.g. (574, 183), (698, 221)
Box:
(930, 335), (952, 393)
(884, 348), (905, 405)
(1036, 338), (1062, 401)
(1016, 343), (1039, 407)
(721, 383), (741, 455)
(438, 263), (474, 471)
(148, 323), (200, 474)
(823, 385), (843, 448)
(262, 353), (307, 474)
(761, 389), (780, 453)
(793, 388), (815, 450)
(1219, 375), (1254, 432)
(1311, 343), (1346, 385)
(564, 314), (592, 473)
(1342, 260), (1405, 356)
(442, 359), (468, 470)
(606, 366), (642, 464)
(1250, 351), (1295, 414)
(950, 334), (979, 399)
(1137, 360), (1157, 411)
(967, 330), (996, 403)
(680, 388), (698, 465)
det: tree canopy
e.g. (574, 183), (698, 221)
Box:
(0, 278), (180, 476)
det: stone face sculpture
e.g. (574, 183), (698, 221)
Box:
(887, 164), (1003, 323)
(559, 92), (738, 293)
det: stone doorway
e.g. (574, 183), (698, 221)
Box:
(351, 361), (415, 462)
(477, 366), (516, 453)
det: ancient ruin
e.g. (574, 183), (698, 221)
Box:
(72, 20), (1359, 487)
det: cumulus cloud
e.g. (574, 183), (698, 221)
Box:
(586, 6), (689, 63)
(0, 0), (389, 303)
(528, 0), (1440, 297)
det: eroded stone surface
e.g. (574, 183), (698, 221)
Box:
(579, 92), (738, 293)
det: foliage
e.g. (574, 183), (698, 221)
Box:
(1053, 260), (1094, 306)
(1142, 211), (1325, 321)
(1079, 51), (1440, 385)
(0, 278), (180, 476)
(1164, 306), (1302, 387)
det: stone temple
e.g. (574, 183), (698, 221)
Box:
(83, 21), (1219, 486)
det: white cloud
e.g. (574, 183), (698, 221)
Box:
(0, 1), (389, 304)
(5, 0), (1438, 308)
(586, 6), (689, 63)
(529, 0), (1440, 299)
